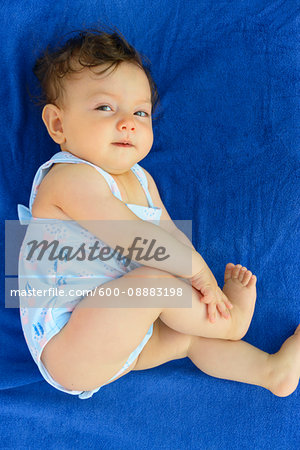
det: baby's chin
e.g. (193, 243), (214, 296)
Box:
(96, 160), (138, 175)
(62, 145), (148, 174)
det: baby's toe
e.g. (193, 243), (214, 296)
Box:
(241, 270), (253, 286)
(238, 267), (247, 282)
(247, 274), (257, 288)
(232, 264), (242, 279)
(224, 263), (235, 282)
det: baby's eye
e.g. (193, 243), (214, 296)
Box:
(96, 105), (112, 111)
(135, 111), (149, 117)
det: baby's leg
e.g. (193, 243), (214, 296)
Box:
(41, 264), (255, 391)
(158, 263), (257, 341)
(188, 325), (300, 397)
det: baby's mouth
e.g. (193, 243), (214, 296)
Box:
(112, 141), (134, 147)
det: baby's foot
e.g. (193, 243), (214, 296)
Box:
(267, 324), (300, 397)
(222, 263), (257, 339)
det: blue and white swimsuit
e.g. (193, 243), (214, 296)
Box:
(18, 150), (162, 399)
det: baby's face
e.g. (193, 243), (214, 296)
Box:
(58, 61), (153, 174)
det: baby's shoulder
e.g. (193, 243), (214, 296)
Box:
(32, 162), (106, 219)
(44, 161), (103, 185)
(47, 161), (93, 176)
(41, 161), (109, 195)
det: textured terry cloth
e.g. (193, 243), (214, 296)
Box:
(18, 150), (161, 399)
(0, 1), (299, 449)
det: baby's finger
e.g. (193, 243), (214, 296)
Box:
(224, 298), (233, 310)
(199, 296), (211, 304)
(208, 303), (216, 323)
(201, 286), (216, 302)
(222, 294), (233, 310)
(216, 302), (230, 319)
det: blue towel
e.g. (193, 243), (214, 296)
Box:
(0, 1), (299, 448)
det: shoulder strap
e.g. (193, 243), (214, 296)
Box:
(131, 164), (154, 208)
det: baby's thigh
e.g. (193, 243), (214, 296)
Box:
(41, 268), (162, 391)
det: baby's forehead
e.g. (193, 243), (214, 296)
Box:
(60, 66), (113, 104)
(62, 62), (151, 101)
(63, 65), (107, 87)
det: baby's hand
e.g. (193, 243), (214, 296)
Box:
(189, 269), (233, 323)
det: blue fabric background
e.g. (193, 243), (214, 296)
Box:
(0, 0), (299, 448)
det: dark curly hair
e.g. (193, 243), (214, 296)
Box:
(31, 27), (159, 114)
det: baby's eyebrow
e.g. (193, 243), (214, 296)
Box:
(88, 91), (151, 104)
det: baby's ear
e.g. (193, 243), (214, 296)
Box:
(42, 104), (65, 144)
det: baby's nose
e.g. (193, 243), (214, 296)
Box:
(117, 117), (136, 132)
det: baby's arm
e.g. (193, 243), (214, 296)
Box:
(51, 164), (230, 318)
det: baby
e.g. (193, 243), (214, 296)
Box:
(18, 28), (300, 400)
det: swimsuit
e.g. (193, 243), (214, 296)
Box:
(18, 150), (162, 399)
